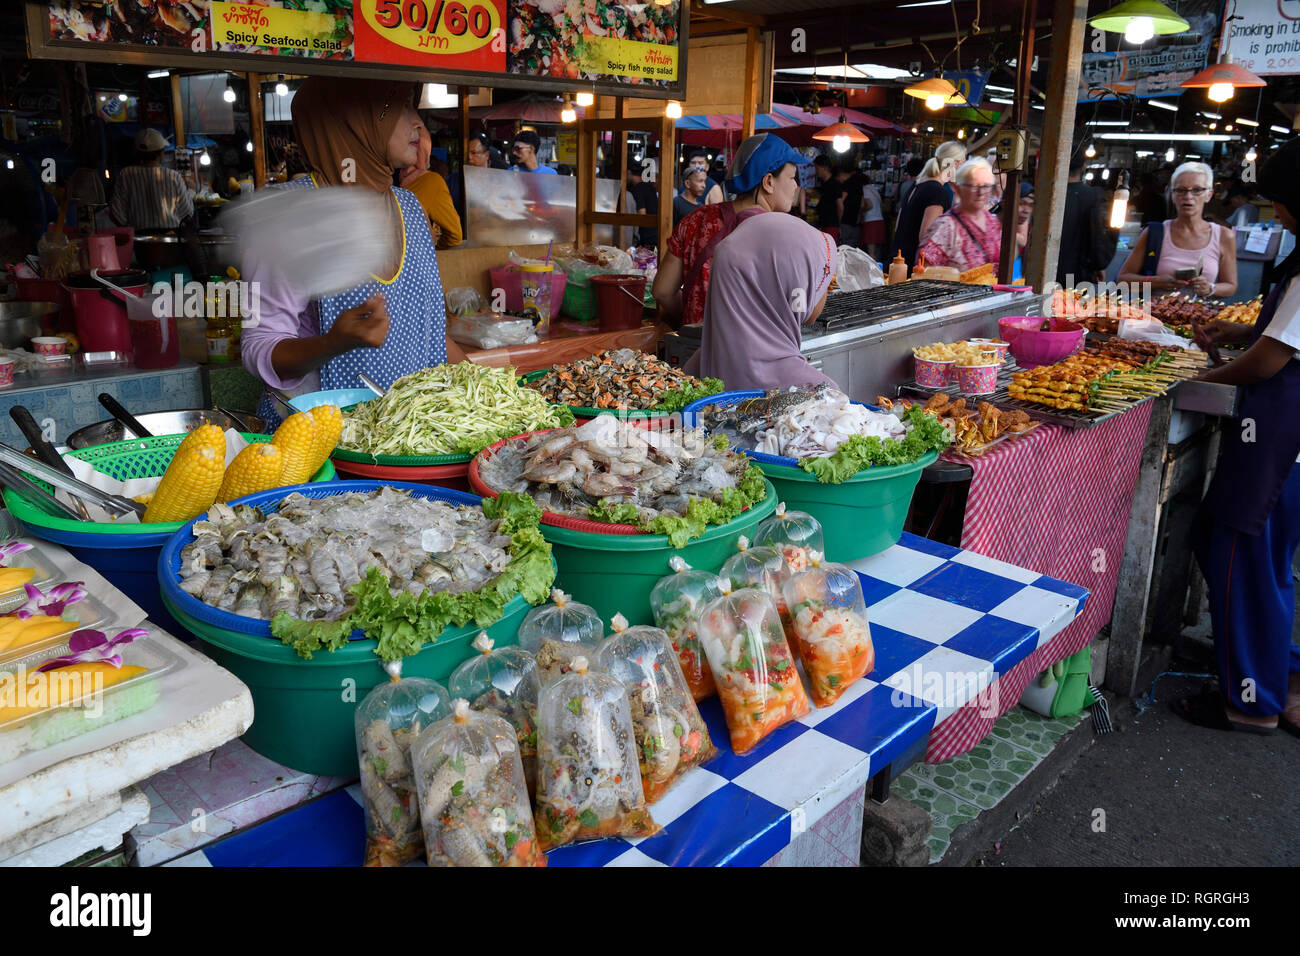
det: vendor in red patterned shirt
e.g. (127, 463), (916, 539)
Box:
(652, 133), (808, 328)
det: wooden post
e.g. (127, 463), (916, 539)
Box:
(741, 26), (760, 139)
(246, 73), (267, 188)
(998, 0), (1036, 285)
(659, 111), (675, 258)
(1025, 0), (1089, 290)
(169, 72), (185, 155)
(458, 85), (471, 158)
(577, 118), (596, 248)
(617, 98), (629, 248)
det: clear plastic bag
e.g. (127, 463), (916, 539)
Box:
(444, 286), (487, 317)
(353, 662), (452, 866)
(594, 613), (717, 804)
(720, 536), (792, 627)
(698, 586), (810, 755)
(649, 556), (726, 702)
(448, 312), (540, 349)
(834, 246), (885, 292)
(752, 503), (825, 576)
(535, 655), (659, 849)
(782, 552), (875, 708)
(552, 243), (634, 283)
(517, 588), (603, 686)
(448, 631), (542, 795)
(411, 699), (546, 867)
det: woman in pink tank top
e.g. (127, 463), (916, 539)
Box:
(1119, 161), (1238, 299)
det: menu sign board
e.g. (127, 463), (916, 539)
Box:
(30, 0), (684, 97)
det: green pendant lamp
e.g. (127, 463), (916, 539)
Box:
(1090, 0), (1189, 44)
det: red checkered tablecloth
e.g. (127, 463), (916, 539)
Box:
(924, 403), (1154, 762)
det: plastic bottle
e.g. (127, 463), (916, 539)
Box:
(888, 251), (909, 285)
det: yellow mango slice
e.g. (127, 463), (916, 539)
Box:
(0, 568), (35, 592)
(0, 663), (147, 722)
(0, 617), (80, 653)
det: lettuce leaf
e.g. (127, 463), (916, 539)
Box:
(652, 377), (724, 412)
(798, 406), (951, 484)
(271, 493), (556, 661)
(587, 501), (641, 525)
(587, 463), (768, 547)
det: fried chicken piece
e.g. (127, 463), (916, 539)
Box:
(924, 393), (950, 413)
(947, 398), (968, 417)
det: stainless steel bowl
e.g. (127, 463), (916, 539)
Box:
(65, 409), (267, 450)
(0, 301), (57, 349)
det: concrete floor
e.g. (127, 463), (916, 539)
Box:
(972, 583), (1300, 868)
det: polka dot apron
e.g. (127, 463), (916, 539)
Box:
(257, 176), (446, 427)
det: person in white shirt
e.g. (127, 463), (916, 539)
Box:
(108, 128), (194, 231)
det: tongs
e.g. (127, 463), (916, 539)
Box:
(0, 442), (146, 517)
(0, 460), (83, 520)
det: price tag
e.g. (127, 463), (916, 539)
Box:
(354, 0), (505, 71)
(1244, 224), (1272, 255)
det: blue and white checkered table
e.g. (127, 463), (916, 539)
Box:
(169, 532), (1087, 868)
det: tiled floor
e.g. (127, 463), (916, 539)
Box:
(892, 707), (1084, 863)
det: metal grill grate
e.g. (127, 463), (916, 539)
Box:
(817, 280), (997, 332)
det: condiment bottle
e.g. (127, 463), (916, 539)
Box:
(888, 251), (909, 285)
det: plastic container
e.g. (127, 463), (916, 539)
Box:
(0, 589), (115, 669)
(888, 252), (909, 285)
(64, 269), (147, 355)
(487, 265), (567, 317)
(126, 293), (179, 370)
(516, 371), (677, 422)
(329, 456), (473, 493)
(0, 358), (13, 388)
(3, 433), (335, 633)
(520, 262), (554, 333)
(590, 274), (647, 331)
(914, 355), (954, 388)
(999, 316), (1085, 369)
(289, 388), (377, 414)
(31, 336), (67, 357)
(955, 361), (1000, 395)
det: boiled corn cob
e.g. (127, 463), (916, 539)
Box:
(306, 404), (342, 477)
(176, 423), (226, 461)
(144, 443), (224, 523)
(272, 411), (321, 485)
(217, 443), (284, 503)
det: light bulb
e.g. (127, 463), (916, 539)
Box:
(832, 134), (851, 153)
(1225, 124), (1233, 132)
(911, 126), (919, 134)
(223, 87), (236, 103)
(1124, 16), (1155, 45)
(199, 151), (211, 166)
(1165, 147), (1176, 162)
(1102, 168), (1110, 180)
(665, 101), (682, 119)
(246, 141), (254, 152)
(561, 105), (576, 123)
(1085, 143), (1097, 158)
(1208, 82), (1234, 103)
(1209, 122), (1217, 130)
(276, 80), (288, 97)
(576, 91), (594, 107)
(5, 160), (13, 170)
(957, 128), (966, 140)
(118, 92), (127, 102)
(1245, 147), (1258, 163)
(927, 126), (935, 133)
(1085, 172), (1094, 181)
(925, 93), (945, 111)
(1109, 190), (1129, 228)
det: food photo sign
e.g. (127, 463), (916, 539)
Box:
(27, 0), (685, 98)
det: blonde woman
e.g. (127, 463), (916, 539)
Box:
(916, 157), (1023, 272)
(1118, 161), (1238, 299)
(893, 140), (967, 267)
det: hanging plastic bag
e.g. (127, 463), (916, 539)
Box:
(752, 503), (825, 575)
(517, 588), (603, 686)
(411, 699), (546, 867)
(782, 552), (875, 708)
(720, 536), (792, 630)
(649, 556), (727, 702)
(594, 613), (717, 803)
(535, 655), (660, 850)
(354, 662), (452, 866)
(698, 585), (810, 755)
(448, 631), (542, 795)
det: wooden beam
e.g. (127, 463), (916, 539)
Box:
(584, 212), (659, 227)
(689, 0), (766, 27)
(246, 73), (267, 189)
(659, 112), (675, 258)
(741, 26), (760, 140)
(690, 21), (750, 37)
(1025, 0), (1089, 291)
(169, 72), (185, 157)
(577, 120), (597, 248)
(998, 0), (1036, 285)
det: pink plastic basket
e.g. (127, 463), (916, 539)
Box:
(998, 316), (1085, 369)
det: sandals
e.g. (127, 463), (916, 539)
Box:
(1170, 689), (1278, 736)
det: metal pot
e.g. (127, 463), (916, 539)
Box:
(65, 408), (267, 450)
(132, 231), (185, 270)
(194, 233), (240, 277)
(0, 301), (58, 348)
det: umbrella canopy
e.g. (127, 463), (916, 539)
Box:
(770, 104), (905, 134)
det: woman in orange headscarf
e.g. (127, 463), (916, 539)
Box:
(241, 77), (466, 425)
(400, 122), (462, 249)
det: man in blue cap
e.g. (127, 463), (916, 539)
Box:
(652, 132), (808, 328)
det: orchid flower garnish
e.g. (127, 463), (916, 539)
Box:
(0, 542), (32, 563)
(9, 581), (86, 620)
(37, 627), (146, 672)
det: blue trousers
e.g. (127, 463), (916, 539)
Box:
(1195, 463), (1300, 716)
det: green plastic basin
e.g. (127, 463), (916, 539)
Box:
(162, 592), (533, 777)
(540, 479), (778, 627)
(754, 452), (938, 562)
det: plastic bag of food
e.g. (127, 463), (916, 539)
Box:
(535, 655), (660, 849)
(698, 585), (810, 755)
(649, 556), (727, 701)
(444, 286), (487, 318)
(834, 246), (885, 292)
(594, 613), (717, 803)
(411, 699), (546, 867)
(782, 552), (875, 708)
(448, 631), (542, 794)
(517, 588), (603, 686)
(354, 662), (452, 866)
(720, 536), (792, 627)
(552, 242), (634, 283)
(448, 311), (540, 349)
(752, 503), (824, 575)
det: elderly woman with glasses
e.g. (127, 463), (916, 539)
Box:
(915, 158), (1020, 273)
(1118, 161), (1238, 299)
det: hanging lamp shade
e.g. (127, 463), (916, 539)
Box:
(903, 76), (967, 107)
(1181, 56), (1266, 102)
(811, 114), (871, 144)
(1089, 0), (1189, 36)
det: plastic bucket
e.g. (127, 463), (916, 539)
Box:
(126, 293), (179, 369)
(329, 456), (472, 493)
(64, 269), (148, 354)
(163, 592), (532, 775)
(590, 274), (647, 331)
(538, 480), (778, 626)
(488, 265), (567, 316)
